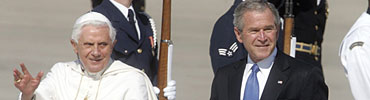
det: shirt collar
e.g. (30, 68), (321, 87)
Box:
(109, 0), (135, 19)
(247, 47), (277, 70)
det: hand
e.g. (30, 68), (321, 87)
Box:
(13, 63), (44, 100)
(153, 86), (160, 96)
(164, 80), (176, 100)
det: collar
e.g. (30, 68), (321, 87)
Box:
(367, 7), (370, 15)
(247, 47), (277, 70)
(79, 58), (114, 80)
(109, 0), (135, 19)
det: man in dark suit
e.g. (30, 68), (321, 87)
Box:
(210, 0), (328, 74)
(92, 0), (157, 84)
(210, 1), (328, 100)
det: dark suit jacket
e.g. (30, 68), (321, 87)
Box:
(92, 0), (158, 84)
(210, 51), (328, 100)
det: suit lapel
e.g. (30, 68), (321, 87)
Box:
(102, 0), (140, 42)
(260, 51), (291, 100)
(228, 60), (247, 100)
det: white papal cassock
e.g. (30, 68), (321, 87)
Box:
(19, 60), (157, 100)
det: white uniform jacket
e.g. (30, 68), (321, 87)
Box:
(20, 60), (157, 100)
(339, 12), (370, 100)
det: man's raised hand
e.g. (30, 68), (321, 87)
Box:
(13, 63), (43, 100)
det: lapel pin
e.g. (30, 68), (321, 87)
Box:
(277, 80), (283, 85)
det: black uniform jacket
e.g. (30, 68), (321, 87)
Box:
(93, 0), (158, 83)
(210, 0), (247, 74)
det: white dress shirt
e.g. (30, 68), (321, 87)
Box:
(339, 12), (370, 100)
(19, 60), (157, 100)
(240, 48), (277, 100)
(110, 0), (141, 40)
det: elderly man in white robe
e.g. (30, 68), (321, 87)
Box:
(12, 12), (157, 100)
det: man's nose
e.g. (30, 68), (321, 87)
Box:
(258, 29), (267, 40)
(91, 45), (101, 57)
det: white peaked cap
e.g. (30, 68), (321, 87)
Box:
(74, 11), (111, 25)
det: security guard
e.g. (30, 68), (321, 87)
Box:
(92, 0), (158, 84)
(210, 0), (247, 74)
(210, 0), (328, 73)
(91, 0), (146, 11)
(273, 0), (329, 68)
(339, 1), (370, 99)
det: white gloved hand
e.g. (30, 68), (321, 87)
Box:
(153, 86), (160, 96)
(164, 80), (176, 100)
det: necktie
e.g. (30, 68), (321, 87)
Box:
(128, 9), (139, 40)
(244, 64), (260, 100)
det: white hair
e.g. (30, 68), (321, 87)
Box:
(71, 12), (116, 43)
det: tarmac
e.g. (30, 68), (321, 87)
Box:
(0, 0), (366, 99)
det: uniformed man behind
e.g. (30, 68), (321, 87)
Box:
(91, 0), (176, 99)
(91, 0), (146, 12)
(271, 0), (329, 68)
(90, 0), (158, 82)
(339, 0), (370, 99)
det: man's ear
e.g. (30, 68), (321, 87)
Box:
(276, 25), (280, 40)
(234, 27), (243, 43)
(113, 40), (117, 46)
(70, 40), (78, 54)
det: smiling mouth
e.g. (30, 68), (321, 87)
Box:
(256, 44), (269, 47)
(89, 58), (102, 62)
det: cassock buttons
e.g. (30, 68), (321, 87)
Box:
(315, 25), (319, 31)
(137, 48), (142, 54)
(314, 11), (318, 15)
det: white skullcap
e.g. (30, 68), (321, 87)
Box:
(71, 11), (116, 43)
(74, 11), (111, 26)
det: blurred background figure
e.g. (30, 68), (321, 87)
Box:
(210, 0), (247, 74)
(91, 0), (146, 12)
(271, 0), (329, 69)
(339, 0), (370, 99)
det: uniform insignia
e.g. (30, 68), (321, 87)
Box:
(350, 41), (364, 50)
(218, 42), (239, 57)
